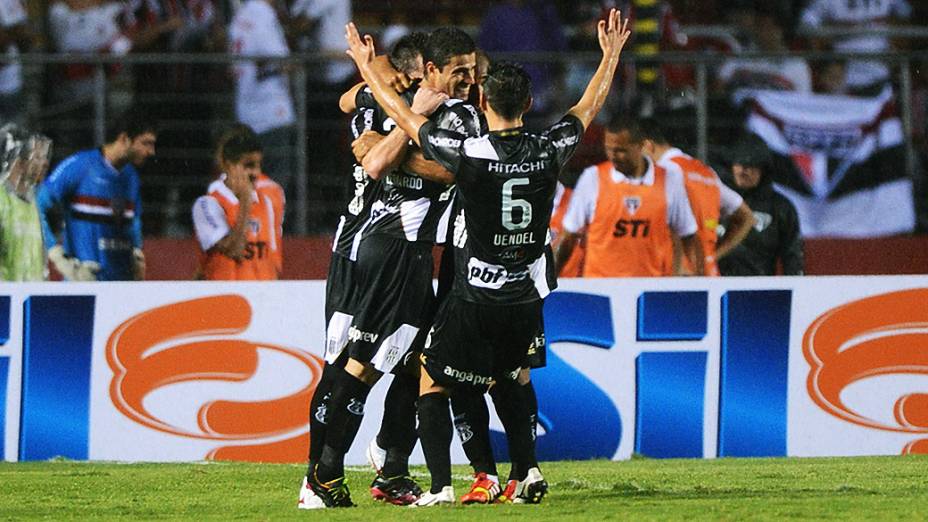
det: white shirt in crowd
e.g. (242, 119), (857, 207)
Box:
(0, 0), (25, 96)
(718, 57), (812, 93)
(562, 157), (698, 237)
(229, 0), (295, 134)
(290, 0), (354, 84)
(48, 1), (131, 55)
(801, 0), (912, 88)
(657, 147), (744, 220)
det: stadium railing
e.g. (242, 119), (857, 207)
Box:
(4, 49), (927, 236)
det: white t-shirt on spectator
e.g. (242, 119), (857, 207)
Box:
(801, 0), (912, 87)
(290, 0), (354, 84)
(657, 147), (744, 219)
(48, 1), (131, 55)
(563, 158), (698, 237)
(0, 0), (25, 95)
(229, 0), (295, 133)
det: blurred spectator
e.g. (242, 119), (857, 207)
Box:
(639, 119), (754, 276)
(812, 59), (848, 94)
(716, 7), (812, 96)
(289, 0), (353, 86)
(718, 134), (803, 276)
(37, 109), (156, 281)
(46, 0), (133, 151)
(800, 0), (912, 94)
(193, 124), (283, 280)
(479, 0), (567, 116)
(550, 180), (584, 277)
(554, 116), (701, 277)
(0, 0), (36, 125)
(228, 0), (295, 211)
(0, 126), (52, 281)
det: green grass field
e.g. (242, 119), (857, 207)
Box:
(3, 456), (927, 520)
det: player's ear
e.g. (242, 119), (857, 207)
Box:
(523, 95), (533, 115)
(479, 89), (489, 112)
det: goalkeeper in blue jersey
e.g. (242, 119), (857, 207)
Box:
(0, 126), (53, 281)
(37, 110), (157, 281)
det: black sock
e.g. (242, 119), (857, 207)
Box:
(491, 378), (538, 481)
(450, 389), (497, 477)
(316, 369), (371, 482)
(378, 372), (419, 477)
(418, 392), (453, 493)
(306, 362), (340, 475)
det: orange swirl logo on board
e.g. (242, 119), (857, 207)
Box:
(106, 295), (322, 462)
(803, 288), (928, 455)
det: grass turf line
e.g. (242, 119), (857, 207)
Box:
(2, 456), (927, 520)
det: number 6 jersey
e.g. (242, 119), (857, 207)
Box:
(419, 115), (584, 304)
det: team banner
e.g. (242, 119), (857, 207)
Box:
(746, 88), (914, 238)
(1, 278), (927, 464)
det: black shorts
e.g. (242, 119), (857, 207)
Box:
(324, 252), (358, 363)
(343, 234), (436, 373)
(524, 315), (547, 369)
(422, 295), (543, 390)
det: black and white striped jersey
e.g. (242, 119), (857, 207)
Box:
(358, 96), (484, 245)
(330, 92), (416, 259)
(419, 115), (585, 304)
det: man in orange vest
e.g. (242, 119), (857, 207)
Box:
(192, 125), (284, 280)
(555, 116), (701, 277)
(639, 119), (754, 276)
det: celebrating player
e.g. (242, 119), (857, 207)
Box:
(344, 8), (631, 505)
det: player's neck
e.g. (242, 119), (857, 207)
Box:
(101, 143), (128, 169)
(485, 111), (523, 133)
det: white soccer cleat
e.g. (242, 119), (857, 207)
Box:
(410, 486), (455, 507)
(297, 476), (325, 510)
(366, 438), (387, 474)
(514, 467), (548, 504)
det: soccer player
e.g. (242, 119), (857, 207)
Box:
(192, 125), (284, 280)
(299, 32), (429, 510)
(554, 116), (701, 277)
(638, 119), (754, 276)
(37, 109), (156, 281)
(0, 126), (53, 281)
(300, 27), (481, 509)
(344, 7), (631, 505)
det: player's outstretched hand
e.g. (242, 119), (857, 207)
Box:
(345, 22), (375, 70)
(597, 8), (631, 60)
(411, 87), (449, 117)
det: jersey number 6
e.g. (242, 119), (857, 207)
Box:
(501, 178), (533, 231)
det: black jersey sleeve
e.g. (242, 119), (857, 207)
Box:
(542, 114), (585, 168)
(355, 86), (377, 111)
(350, 107), (377, 139)
(433, 101), (483, 138)
(419, 120), (466, 174)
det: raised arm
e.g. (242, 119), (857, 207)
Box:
(345, 23), (439, 147)
(567, 9), (631, 129)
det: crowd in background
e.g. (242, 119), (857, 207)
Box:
(0, 0), (925, 247)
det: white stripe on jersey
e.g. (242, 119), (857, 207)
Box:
(263, 194), (277, 252)
(435, 198), (454, 245)
(332, 215), (346, 252)
(400, 198), (431, 242)
(70, 202), (135, 218)
(463, 136), (499, 160)
(529, 252), (551, 299)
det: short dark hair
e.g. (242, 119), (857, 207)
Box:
(218, 124), (263, 164)
(105, 108), (157, 143)
(730, 133), (771, 170)
(423, 27), (475, 69)
(389, 31), (428, 77)
(605, 115), (645, 142)
(637, 118), (669, 145)
(483, 62), (532, 121)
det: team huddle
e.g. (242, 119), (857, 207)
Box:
(298, 9), (631, 508)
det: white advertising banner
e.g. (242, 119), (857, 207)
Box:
(1, 276), (926, 464)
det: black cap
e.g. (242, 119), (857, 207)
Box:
(730, 134), (771, 169)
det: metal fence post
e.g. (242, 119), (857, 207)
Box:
(696, 61), (708, 162)
(93, 64), (106, 146)
(899, 58), (917, 182)
(293, 62), (309, 235)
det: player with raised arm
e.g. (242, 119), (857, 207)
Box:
(299, 28), (482, 509)
(344, 8), (630, 505)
